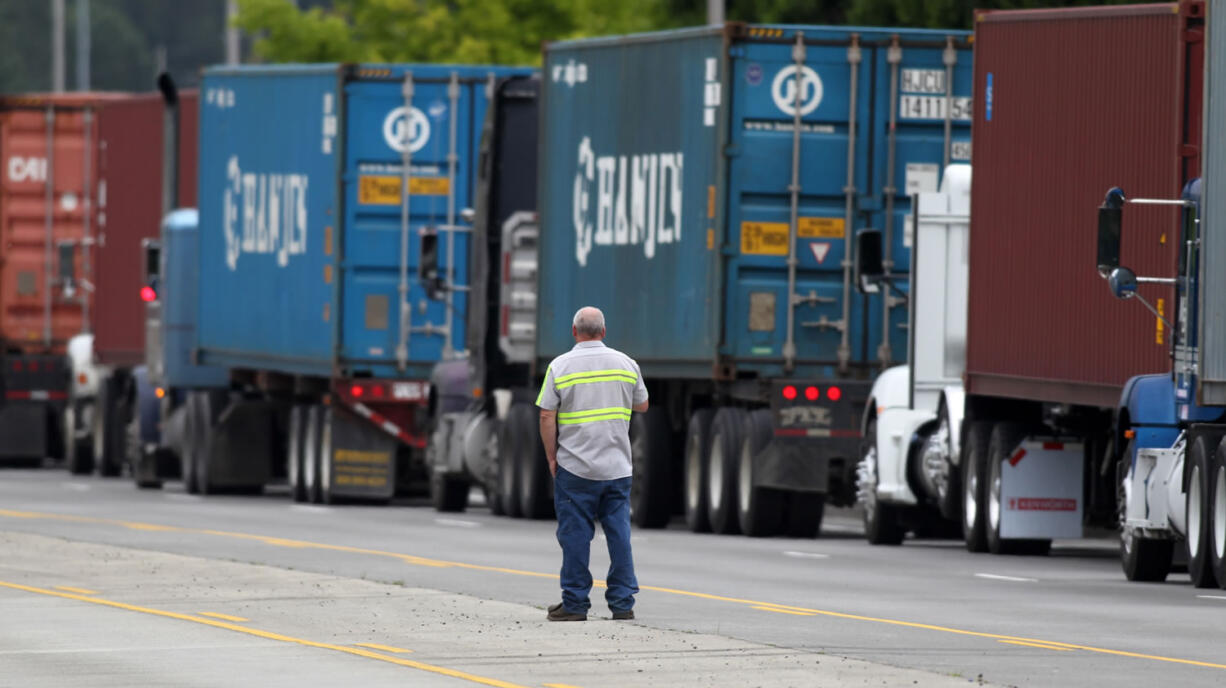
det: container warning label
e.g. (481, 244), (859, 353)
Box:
(333, 448), (391, 489)
(358, 175), (450, 204)
(741, 218), (845, 255)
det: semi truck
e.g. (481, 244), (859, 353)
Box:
(129, 63), (533, 500)
(856, 2), (1204, 554)
(65, 78), (199, 478)
(426, 23), (975, 537)
(1098, 0), (1226, 586)
(0, 92), (131, 464)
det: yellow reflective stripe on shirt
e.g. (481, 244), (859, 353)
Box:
(557, 409), (633, 425)
(557, 406), (632, 419)
(553, 368), (638, 384)
(555, 374), (636, 390)
(535, 365), (551, 406)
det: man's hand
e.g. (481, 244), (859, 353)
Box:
(539, 409), (559, 477)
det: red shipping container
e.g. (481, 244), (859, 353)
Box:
(0, 93), (131, 354)
(967, 2), (1204, 408)
(94, 91), (198, 366)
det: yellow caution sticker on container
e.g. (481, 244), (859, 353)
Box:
(741, 217), (845, 254)
(358, 175), (450, 204)
(1156, 298), (1165, 345)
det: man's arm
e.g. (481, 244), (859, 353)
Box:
(632, 400), (649, 413)
(539, 409), (559, 477)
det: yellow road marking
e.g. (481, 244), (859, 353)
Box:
(1000, 639), (1075, 652)
(0, 580), (529, 688)
(3, 508), (1225, 671)
(543, 684), (584, 688)
(752, 605), (818, 616)
(198, 612), (248, 622)
(54, 586), (98, 595)
(354, 643), (413, 654)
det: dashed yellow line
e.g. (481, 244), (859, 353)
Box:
(198, 611), (248, 622)
(0, 579), (529, 688)
(999, 639), (1076, 652)
(354, 642), (413, 654)
(3, 508), (1226, 671)
(54, 586), (98, 595)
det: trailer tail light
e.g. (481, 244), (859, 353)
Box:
(371, 384), (385, 398)
(804, 386), (819, 401)
(351, 384), (365, 398)
(140, 286), (157, 302)
(782, 385), (798, 401)
(11, 361), (22, 372)
(155, 387), (166, 399)
(826, 386), (842, 402)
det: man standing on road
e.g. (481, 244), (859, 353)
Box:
(537, 306), (648, 622)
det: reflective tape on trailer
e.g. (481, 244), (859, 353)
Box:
(5, 390), (68, 401)
(347, 401), (425, 449)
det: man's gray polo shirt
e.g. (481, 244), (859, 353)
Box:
(536, 340), (648, 481)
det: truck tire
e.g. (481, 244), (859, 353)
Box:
(128, 411), (160, 490)
(785, 492), (825, 539)
(318, 407), (338, 505)
(737, 409), (784, 537)
(931, 401), (961, 522)
(1212, 441), (1226, 589)
(64, 403), (93, 475)
(1118, 440), (1172, 582)
(511, 402), (553, 519)
(1187, 434), (1219, 588)
(431, 473), (471, 512)
(485, 419), (506, 515)
(287, 405), (307, 502)
(707, 407), (748, 535)
(962, 421), (993, 553)
(93, 377), (124, 477)
(630, 405), (673, 529)
(986, 422), (1051, 555)
(684, 408), (715, 533)
(192, 393), (219, 496)
(302, 405), (324, 504)
(860, 419), (904, 545)
(497, 414), (523, 518)
(180, 394), (201, 495)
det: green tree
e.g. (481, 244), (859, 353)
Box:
(236, 0), (677, 65)
(846, 0), (1147, 30)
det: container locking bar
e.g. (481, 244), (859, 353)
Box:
(837, 35), (862, 374)
(396, 73), (415, 372)
(783, 32), (805, 373)
(879, 36), (902, 369)
(443, 71), (461, 357)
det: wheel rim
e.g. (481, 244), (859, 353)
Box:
(686, 435), (703, 514)
(857, 443), (879, 525)
(964, 453), (978, 531)
(738, 438), (753, 516)
(1189, 465), (1203, 558)
(1215, 466), (1226, 561)
(708, 434), (724, 512)
(932, 415), (953, 501)
(988, 456), (1001, 534)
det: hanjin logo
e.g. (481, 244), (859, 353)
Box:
(771, 65), (822, 117)
(382, 106), (431, 154)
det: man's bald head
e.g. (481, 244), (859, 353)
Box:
(572, 306), (606, 341)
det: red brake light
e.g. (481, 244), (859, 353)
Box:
(140, 286), (157, 302)
(804, 386), (819, 401)
(371, 384), (385, 398)
(350, 384), (364, 397)
(11, 361), (22, 372)
(782, 385), (798, 401)
(827, 386), (842, 402)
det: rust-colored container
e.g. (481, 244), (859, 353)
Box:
(93, 91), (198, 366)
(0, 92), (132, 354)
(966, 2), (1204, 408)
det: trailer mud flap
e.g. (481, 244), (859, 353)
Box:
(0, 403), (48, 460)
(1000, 440), (1083, 539)
(327, 406), (397, 501)
(755, 438), (830, 493)
(208, 399), (276, 489)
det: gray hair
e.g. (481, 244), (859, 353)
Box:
(572, 306), (606, 337)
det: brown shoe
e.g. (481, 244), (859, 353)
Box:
(547, 603), (586, 621)
(611, 609), (634, 620)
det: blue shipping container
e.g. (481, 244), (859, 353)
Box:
(197, 64), (533, 381)
(538, 25), (972, 378)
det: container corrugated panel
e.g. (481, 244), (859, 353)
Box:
(93, 91), (199, 366)
(966, 2), (1203, 408)
(197, 64), (531, 380)
(1200, 1), (1226, 404)
(537, 25), (972, 379)
(0, 93), (131, 354)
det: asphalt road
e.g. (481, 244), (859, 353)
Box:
(1, 468), (1224, 687)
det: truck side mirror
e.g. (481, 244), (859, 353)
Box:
(418, 228), (443, 300)
(854, 229), (884, 294)
(1098, 187), (1125, 277)
(1108, 266), (1137, 300)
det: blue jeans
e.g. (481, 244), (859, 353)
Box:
(554, 466), (639, 614)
